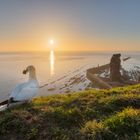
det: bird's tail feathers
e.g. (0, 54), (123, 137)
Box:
(0, 98), (20, 106)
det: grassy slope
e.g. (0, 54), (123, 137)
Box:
(0, 84), (140, 140)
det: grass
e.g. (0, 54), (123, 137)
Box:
(0, 84), (140, 140)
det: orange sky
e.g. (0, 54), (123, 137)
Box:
(0, 37), (139, 52)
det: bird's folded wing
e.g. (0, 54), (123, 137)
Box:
(10, 83), (27, 98)
(12, 86), (38, 101)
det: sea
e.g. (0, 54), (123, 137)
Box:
(0, 51), (140, 102)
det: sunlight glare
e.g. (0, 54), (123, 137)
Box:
(50, 50), (55, 76)
(50, 39), (54, 45)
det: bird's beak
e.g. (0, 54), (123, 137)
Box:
(23, 69), (27, 74)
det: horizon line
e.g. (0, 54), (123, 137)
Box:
(0, 50), (140, 54)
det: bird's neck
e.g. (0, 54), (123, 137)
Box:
(29, 71), (37, 81)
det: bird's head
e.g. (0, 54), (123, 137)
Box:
(23, 65), (35, 75)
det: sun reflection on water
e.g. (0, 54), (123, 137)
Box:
(50, 50), (55, 76)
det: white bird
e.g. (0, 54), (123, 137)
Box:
(7, 65), (39, 107)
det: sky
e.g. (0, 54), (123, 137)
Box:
(0, 0), (140, 52)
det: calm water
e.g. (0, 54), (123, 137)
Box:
(0, 51), (140, 101)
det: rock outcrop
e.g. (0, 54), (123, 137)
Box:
(110, 54), (122, 82)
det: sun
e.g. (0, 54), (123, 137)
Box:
(48, 39), (56, 50)
(50, 39), (54, 45)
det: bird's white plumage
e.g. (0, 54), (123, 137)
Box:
(9, 65), (39, 102)
(10, 80), (39, 101)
